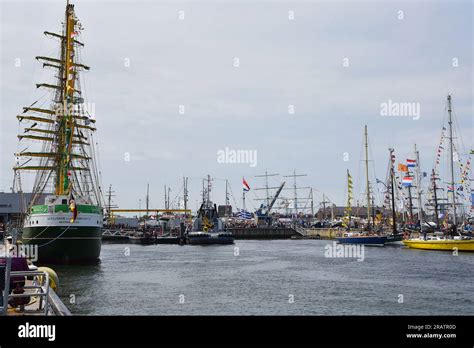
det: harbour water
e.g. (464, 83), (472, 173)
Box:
(54, 240), (474, 315)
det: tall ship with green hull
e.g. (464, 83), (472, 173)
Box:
(13, 2), (103, 264)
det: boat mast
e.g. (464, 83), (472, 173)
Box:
(56, 3), (77, 195)
(206, 174), (212, 207)
(364, 125), (371, 231)
(183, 176), (188, 212)
(431, 169), (440, 229)
(414, 144), (423, 233)
(254, 170), (279, 211)
(322, 193), (326, 220)
(447, 95), (457, 227)
(225, 179), (229, 206)
(346, 169), (352, 228)
(389, 149), (397, 235)
(283, 170), (308, 216)
(407, 184), (414, 223)
(146, 183), (149, 216)
(242, 177), (246, 211)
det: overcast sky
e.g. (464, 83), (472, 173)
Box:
(0, 0), (472, 213)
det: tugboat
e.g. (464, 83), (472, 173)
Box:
(186, 175), (234, 245)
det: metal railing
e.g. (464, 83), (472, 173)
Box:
(1, 270), (50, 316)
(293, 225), (307, 236)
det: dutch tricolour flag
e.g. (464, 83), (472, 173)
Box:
(402, 176), (413, 187)
(243, 178), (250, 192)
(406, 159), (416, 168)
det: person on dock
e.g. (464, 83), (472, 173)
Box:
(0, 242), (31, 308)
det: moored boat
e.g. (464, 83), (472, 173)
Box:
(187, 231), (234, 245)
(336, 233), (386, 246)
(338, 126), (386, 247)
(186, 175), (234, 246)
(15, 2), (103, 264)
(403, 95), (472, 252)
(403, 237), (474, 252)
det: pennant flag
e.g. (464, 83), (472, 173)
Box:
(69, 192), (78, 223)
(398, 164), (408, 172)
(406, 159), (416, 167)
(402, 176), (413, 187)
(242, 178), (250, 192)
(447, 186), (454, 192)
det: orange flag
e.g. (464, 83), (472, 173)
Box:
(398, 164), (408, 172)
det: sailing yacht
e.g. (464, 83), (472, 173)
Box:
(403, 95), (474, 252)
(337, 126), (387, 246)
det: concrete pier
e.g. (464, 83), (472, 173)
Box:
(296, 228), (338, 240)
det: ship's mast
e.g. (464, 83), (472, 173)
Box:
(283, 170), (308, 216)
(389, 149), (397, 235)
(242, 176), (246, 211)
(407, 183), (414, 223)
(431, 169), (440, 229)
(414, 144), (423, 233)
(14, 2), (101, 207)
(254, 170), (279, 208)
(183, 176), (188, 213)
(364, 125), (371, 231)
(146, 183), (149, 216)
(447, 95), (457, 227)
(225, 179), (230, 206)
(56, 3), (77, 195)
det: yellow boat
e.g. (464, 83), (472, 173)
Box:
(403, 238), (474, 252)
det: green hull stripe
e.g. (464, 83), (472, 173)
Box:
(31, 204), (101, 214)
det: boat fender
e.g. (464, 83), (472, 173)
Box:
(37, 267), (59, 290)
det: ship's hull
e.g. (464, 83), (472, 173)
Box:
(385, 233), (404, 245)
(22, 210), (102, 264)
(403, 239), (474, 252)
(336, 236), (386, 246)
(186, 232), (234, 245)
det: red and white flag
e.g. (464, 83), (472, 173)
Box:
(243, 178), (250, 192)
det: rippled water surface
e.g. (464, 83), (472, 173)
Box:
(53, 240), (474, 315)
